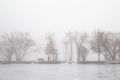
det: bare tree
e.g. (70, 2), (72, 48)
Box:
(63, 31), (89, 62)
(90, 30), (103, 61)
(100, 32), (120, 61)
(0, 41), (13, 61)
(90, 31), (120, 61)
(73, 31), (88, 62)
(65, 32), (74, 62)
(0, 32), (35, 61)
(45, 33), (57, 62)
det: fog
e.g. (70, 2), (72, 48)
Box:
(0, 0), (120, 61)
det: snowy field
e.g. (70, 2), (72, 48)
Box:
(0, 64), (120, 80)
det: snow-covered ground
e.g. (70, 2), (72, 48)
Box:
(0, 64), (120, 80)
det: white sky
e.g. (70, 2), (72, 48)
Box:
(0, 0), (120, 61)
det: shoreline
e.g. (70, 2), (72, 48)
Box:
(0, 61), (120, 64)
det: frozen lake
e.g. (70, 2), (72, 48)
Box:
(0, 64), (120, 80)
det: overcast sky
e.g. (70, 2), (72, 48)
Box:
(0, 0), (120, 33)
(0, 0), (120, 61)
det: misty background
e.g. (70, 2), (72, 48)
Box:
(0, 0), (120, 61)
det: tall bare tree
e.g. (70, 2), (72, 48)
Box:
(65, 32), (74, 62)
(73, 32), (88, 62)
(45, 33), (57, 62)
(63, 31), (89, 62)
(0, 32), (35, 61)
(90, 30), (103, 61)
(100, 32), (120, 61)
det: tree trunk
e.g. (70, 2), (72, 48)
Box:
(77, 51), (80, 62)
(98, 52), (100, 62)
(48, 55), (50, 62)
(70, 43), (73, 61)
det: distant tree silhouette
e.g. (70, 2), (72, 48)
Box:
(65, 32), (74, 62)
(90, 30), (103, 61)
(100, 32), (120, 61)
(45, 33), (57, 62)
(63, 31), (89, 62)
(73, 31), (88, 62)
(0, 32), (35, 61)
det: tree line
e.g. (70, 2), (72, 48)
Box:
(0, 30), (120, 62)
